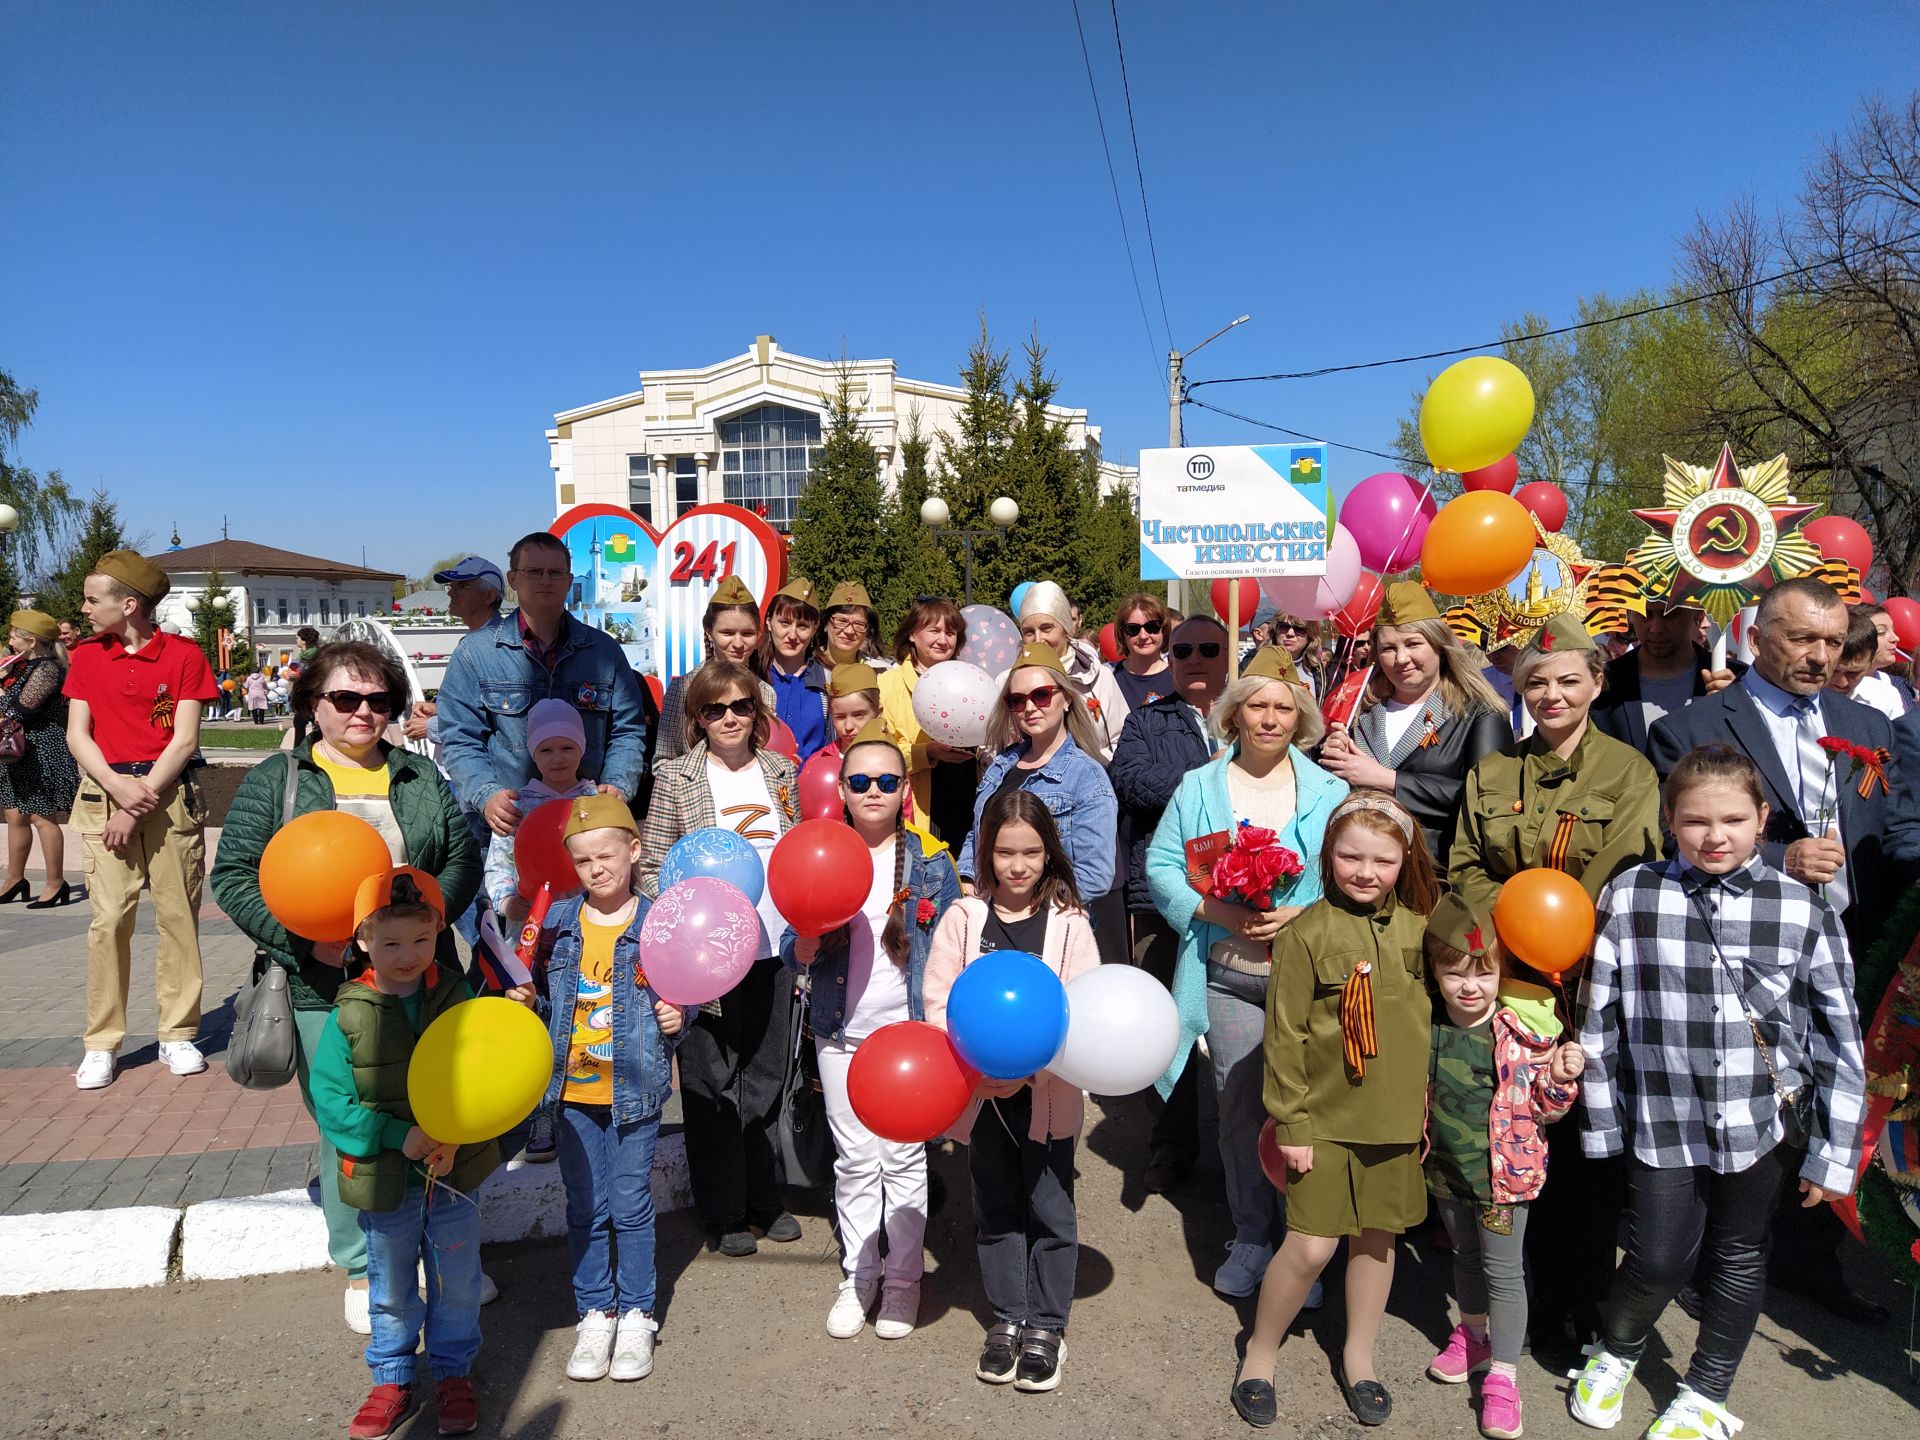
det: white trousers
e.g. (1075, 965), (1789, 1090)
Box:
(815, 1037), (928, 1286)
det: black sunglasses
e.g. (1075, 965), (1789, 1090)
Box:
(845, 772), (904, 795)
(1273, 620), (1310, 634)
(1170, 642), (1222, 660)
(698, 698), (758, 724)
(1121, 619), (1165, 638)
(320, 689), (396, 715)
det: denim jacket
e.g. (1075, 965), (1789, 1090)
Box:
(778, 826), (961, 1044)
(436, 609), (648, 813)
(957, 734), (1119, 898)
(534, 891), (685, 1124)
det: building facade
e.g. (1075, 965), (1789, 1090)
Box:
(547, 334), (1137, 530)
(146, 540), (402, 668)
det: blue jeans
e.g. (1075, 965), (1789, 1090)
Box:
(556, 1102), (660, 1315)
(358, 1188), (483, 1385)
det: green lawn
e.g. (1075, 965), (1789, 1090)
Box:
(200, 727), (291, 751)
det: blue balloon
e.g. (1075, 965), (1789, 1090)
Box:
(946, 950), (1070, 1080)
(659, 827), (765, 905)
(1009, 581), (1035, 617)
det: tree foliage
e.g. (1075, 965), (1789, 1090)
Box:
(872, 409), (957, 635)
(0, 370), (80, 597)
(190, 557), (253, 678)
(38, 488), (128, 627)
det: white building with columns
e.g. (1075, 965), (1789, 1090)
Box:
(145, 540), (403, 669)
(546, 334), (1137, 530)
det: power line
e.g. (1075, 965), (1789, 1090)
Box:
(1188, 226), (1920, 390)
(1183, 394), (1421, 467)
(1107, 0), (1171, 347)
(1068, 0), (1163, 389)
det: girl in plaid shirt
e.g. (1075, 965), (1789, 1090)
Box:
(1571, 746), (1866, 1440)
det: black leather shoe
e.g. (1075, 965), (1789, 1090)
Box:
(1338, 1366), (1393, 1426)
(0, 880), (28, 904)
(756, 1211), (802, 1243)
(26, 882), (75, 909)
(1231, 1378), (1277, 1428)
(715, 1229), (757, 1257)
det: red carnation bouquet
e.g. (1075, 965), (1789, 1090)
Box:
(1210, 820), (1306, 910)
(1817, 735), (1892, 801)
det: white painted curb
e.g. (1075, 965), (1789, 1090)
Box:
(0, 1206), (181, 1296)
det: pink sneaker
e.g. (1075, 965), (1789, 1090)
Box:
(1428, 1323), (1492, 1383)
(1479, 1371), (1523, 1439)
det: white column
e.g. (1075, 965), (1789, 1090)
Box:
(695, 452), (712, 507)
(652, 457), (669, 519)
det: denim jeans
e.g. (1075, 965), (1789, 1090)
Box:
(358, 1188), (483, 1385)
(1206, 963), (1282, 1246)
(555, 1102), (660, 1316)
(970, 1087), (1077, 1332)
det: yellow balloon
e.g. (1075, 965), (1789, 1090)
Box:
(407, 997), (555, 1145)
(1419, 356), (1535, 473)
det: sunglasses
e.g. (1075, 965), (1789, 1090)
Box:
(698, 698), (758, 724)
(844, 772), (904, 795)
(1121, 619), (1164, 638)
(1008, 683), (1063, 711)
(320, 690), (396, 715)
(1170, 642), (1222, 660)
(1273, 620), (1310, 634)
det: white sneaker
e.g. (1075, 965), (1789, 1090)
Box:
(826, 1277), (879, 1339)
(609, 1310), (658, 1381)
(567, 1309), (616, 1381)
(874, 1280), (920, 1340)
(1212, 1240), (1273, 1298)
(1301, 1278), (1324, 1310)
(75, 1050), (116, 1090)
(158, 1040), (206, 1076)
(1647, 1386), (1743, 1440)
(344, 1283), (371, 1335)
(1567, 1343), (1638, 1429)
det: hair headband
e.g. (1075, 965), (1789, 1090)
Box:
(1329, 793), (1416, 846)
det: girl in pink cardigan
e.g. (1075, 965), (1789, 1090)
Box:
(924, 789), (1101, 1395)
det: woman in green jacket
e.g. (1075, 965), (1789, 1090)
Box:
(211, 641), (480, 1335)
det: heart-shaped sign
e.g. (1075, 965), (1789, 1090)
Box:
(549, 502), (786, 686)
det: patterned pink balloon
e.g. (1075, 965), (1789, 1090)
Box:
(639, 876), (762, 1005)
(912, 660), (1000, 747)
(957, 605), (1022, 677)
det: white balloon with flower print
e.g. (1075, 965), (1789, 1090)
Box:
(911, 660), (1000, 749)
(638, 876), (762, 1006)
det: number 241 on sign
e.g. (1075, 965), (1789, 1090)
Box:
(668, 541), (738, 585)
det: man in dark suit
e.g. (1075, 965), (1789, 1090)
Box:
(1648, 575), (1920, 1322)
(1593, 599), (1743, 752)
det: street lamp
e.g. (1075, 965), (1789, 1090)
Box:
(0, 503), (17, 564)
(922, 495), (1019, 606)
(1167, 314), (1251, 613)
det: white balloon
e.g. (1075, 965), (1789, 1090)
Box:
(911, 660), (999, 748)
(1047, 964), (1182, 1096)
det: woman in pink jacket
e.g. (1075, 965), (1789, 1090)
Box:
(924, 788), (1100, 1397)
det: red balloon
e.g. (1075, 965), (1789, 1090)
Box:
(514, 798), (585, 902)
(767, 716), (799, 759)
(1334, 572), (1384, 639)
(1210, 577), (1261, 628)
(1257, 1117), (1291, 1193)
(1461, 454), (1519, 494)
(797, 749), (843, 821)
(1097, 621), (1122, 663)
(847, 1021), (979, 1143)
(1884, 596), (1920, 652)
(643, 673), (664, 714)
(1804, 515), (1874, 575)
(1513, 481), (1567, 534)
(767, 818), (873, 937)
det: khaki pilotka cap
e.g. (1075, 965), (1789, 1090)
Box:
(1427, 891), (1498, 959)
(708, 575), (757, 608)
(1376, 581), (1442, 627)
(825, 580), (874, 611)
(94, 550), (170, 602)
(1526, 613), (1595, 656)
(829, 662), (881, 697)
(1242, 646), (1303, 685)
(561, 793), (640, 841)
(775, 576), (818, 608)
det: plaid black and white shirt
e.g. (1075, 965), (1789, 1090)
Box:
(1578, 856), (1866, 1195)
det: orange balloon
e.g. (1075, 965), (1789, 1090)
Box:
(1420, 492), (1537, 597)
(1492, 868), (1595, 976)
(259, 809), (394, 944)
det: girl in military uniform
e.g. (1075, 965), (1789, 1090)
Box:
(1231, 789), (1439, 1430)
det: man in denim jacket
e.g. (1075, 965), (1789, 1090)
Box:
(436, 531), (648, 837)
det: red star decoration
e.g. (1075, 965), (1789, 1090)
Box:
(1630, 444), (1817, 544)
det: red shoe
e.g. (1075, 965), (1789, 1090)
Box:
(436, 1376), (479, 1436)
(349, 1383), (413, 1440)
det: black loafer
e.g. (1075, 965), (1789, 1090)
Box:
(715, 1229), (757, 1257)
(757, 1211), (803, 1243)
(1338, 1367), (1392, 1426)
(1231, 1379), (1277, 1428)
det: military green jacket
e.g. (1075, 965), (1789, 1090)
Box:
(1447, 724), (1661, 915)
(1262, 892), (1432, 1147)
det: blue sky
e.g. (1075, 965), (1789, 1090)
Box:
(8, 2), (1918, 578)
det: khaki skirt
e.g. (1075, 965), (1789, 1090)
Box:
(1284, 1137), (1426, 1238)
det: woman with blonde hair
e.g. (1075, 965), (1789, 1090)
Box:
(1319, 582), (1511, 868)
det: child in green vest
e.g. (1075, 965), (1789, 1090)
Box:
(310, 866), (504, 1440)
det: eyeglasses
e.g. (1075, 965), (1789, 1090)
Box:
(1121, 619), (1164, 638)
(698, 698), (758, 724)
(514, 567), (570, 583)
(844, 773), (904, 795)
(320, 690), (396, 715)
(1273, 620), (1310, 634)
(1007, 683), (1062, 711)
(1170, 642), (1222, 660)
(828, 614), (867, 631)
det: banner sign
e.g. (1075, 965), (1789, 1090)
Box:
(1139, 445), (1330, 581)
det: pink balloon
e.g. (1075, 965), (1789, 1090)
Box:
(1261, 523), (1362, 620)
(798, 750), (843, 821)
(639, 877), (763, 1005)
(1342, 473), (1437, 574)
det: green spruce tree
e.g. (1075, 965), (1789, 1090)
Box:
(39, 488), (127, 626)
(874, 410), (957, 634)
(786, 364), (887, 603)
(930, 317), (1018, 605)
(189, 557), (249, 679)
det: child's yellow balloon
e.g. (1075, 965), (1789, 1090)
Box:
(1419, 356), (1535, 473)
(408, 997), (554, 1146)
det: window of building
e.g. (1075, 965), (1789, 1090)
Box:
(358, 600), (367, 617)
(720, 404), (823, 529)
(320, 600), (332, 624)
(299, 599), (310, 623)
(628, 455), (653, 523)
(278, 598), (289, 624)
(674, 457), (699, 515)
(255, 599), (267, 625)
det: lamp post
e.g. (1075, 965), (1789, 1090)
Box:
(0, 503), (17, 566)
(1167, 314), (1251, 615)
(921, 495), (1018, 607)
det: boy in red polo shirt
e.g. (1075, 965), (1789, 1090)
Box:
(62, 550), (220, 1090)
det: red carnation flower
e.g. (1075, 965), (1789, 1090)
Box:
(915, 898), (938, 929)
(1817, 736), (1853, 758)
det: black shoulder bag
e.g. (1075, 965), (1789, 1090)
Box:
(226, 755), (301, 1090)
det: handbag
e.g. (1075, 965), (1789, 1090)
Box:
(775, 973), (836, 1190)
(1687, 888), (1814, 1147)
(225, 755), (302, 1090)
(0, 715), (24, 764)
